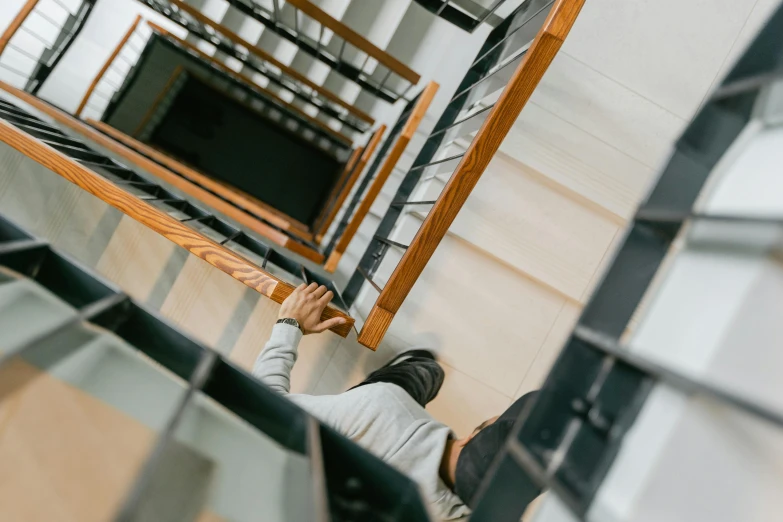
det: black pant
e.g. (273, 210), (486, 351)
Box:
(350, 350), (445, 407)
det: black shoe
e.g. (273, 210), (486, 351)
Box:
(383, 349), (436, 368)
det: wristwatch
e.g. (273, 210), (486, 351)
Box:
(277, 317), (304, 334)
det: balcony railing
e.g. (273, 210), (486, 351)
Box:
(134, 0), (381, 133)
(215, 0), (421, 103)
(74, 17), (352, 151)
(469, 3), (783, 519)
(0, 0), (95, 94)
(0, 211), (429, 521)
(344, 0), (585, 349)
(412, 0), (508, 32)
(2, 81), (331, 263)
(322, 81), (440, 273)
(0, 82), (353, 336)
(313, 125), (387, 243)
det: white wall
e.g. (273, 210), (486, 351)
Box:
(0, 0), (184, 115)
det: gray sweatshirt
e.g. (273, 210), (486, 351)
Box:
(252, 324), (470, 521)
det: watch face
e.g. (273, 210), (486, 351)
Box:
(279, 318), (300, 329)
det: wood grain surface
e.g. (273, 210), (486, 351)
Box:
(314, 145), (362, 241)
(357, 0), (586, 349)
(326, 82), (439, 270)
(146, 22), (353, 147)
(0, 81), (325, 262)
(0, 86), (353, 335)
(167, 0), (373, 125)
(76, 15), (141, 117)
(315, 126), (386, 241)
(0, 0), (41, 57)
(356, 306), (394, 351)
(285, 0), (420, 84)
(88, 118), (309, 239)
(210, 178), (313, 238)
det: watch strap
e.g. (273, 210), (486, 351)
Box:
(277, 317), (304, 333)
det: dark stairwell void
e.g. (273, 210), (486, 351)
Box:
(145, 75), (344, 227)
(99, 34), (352, 229)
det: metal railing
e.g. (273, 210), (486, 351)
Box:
(217, 0), (421, 103)
(0, 0), (95, 94)
(134, 0), (378, 133)
(74, 14), (149, 119)
(322, 82), (440, 273)
(0, 212), (428, 521)
(343, 0), (582, 349)
(412, 0), (508, 32)
(0, 84), (352, 333)
(469, 4), (783, 520)
(106, 25), (352, 154)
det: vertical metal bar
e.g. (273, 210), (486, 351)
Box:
(397, 81), (415, 102)
(293, 7), (300, 45)
(125, 41), (142, 55)
(261, 245), (271, 269)
(113, 350), (219, 522)
(0, 290), (129, 374)
(49, 0), (72, 13)
(336, 39), (346, 71)
(359, 53), (370, 74)
(306, 417), (329, 522)
(30, 9), (62, 28)
(219, 230), (242, 245)
(0, 62), (31, 78)
(477, 0), (510, 26)
(378, 68), (393, 92)
(436, 0), (451, 16)
(6, 43), (39, 61)
(272, 0), (280, 25)
(19, 26), (54, 46)
(316, 24), (324, 56)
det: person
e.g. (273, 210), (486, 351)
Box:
(253, 283), (538, 520)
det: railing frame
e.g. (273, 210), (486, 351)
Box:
(87, 118), (314, 242)
(0, 81), (326, 263)
(76, 14), (142, 117)
(144, 0), (375, 127)
(314, 126), (386, 243)
(0, 0), (95, 94)
(323, 82), (439, 272)
(144, 21), (353, 148)
(0, 84), (354, 336)
(352, 0), (586, 349)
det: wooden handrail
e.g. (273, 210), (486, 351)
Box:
(209, 179), (312, 237)
(0, 81), (324, 263)
(87, 119), (313, 241)
(0, 0), (41, 57)
(0, 107), (353, 337)
(76, 15), (142, 117)
(357, 0), (586, 349)
(285, 0), (420, 85)
(324, 82), (439, 272)
(167, 0), (374, 125)
(315, 126), (386, 243)
(313, 145), (363, 234)
(146, 22), (353, 147)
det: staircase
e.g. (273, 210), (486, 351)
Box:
(1, 0), (782, 521)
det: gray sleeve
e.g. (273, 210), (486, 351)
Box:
(251, 323), (303, 394)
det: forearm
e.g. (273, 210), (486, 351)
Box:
(252, 323), (303, 394)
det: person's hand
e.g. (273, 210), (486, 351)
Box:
(278, 283), (347, 334)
